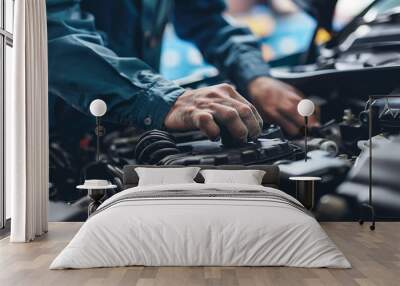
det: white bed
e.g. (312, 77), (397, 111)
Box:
(50, 183), (350, 269)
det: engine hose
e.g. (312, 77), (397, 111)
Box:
(135, 130), (179, 164)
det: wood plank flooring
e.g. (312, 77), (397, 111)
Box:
(0, 222), (399, 286)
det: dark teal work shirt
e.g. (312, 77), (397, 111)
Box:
(47, 0), (278, 131)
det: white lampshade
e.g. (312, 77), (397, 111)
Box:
(297, 99), (315, 117)
(89, 99), (107, 117)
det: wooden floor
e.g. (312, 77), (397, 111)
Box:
(0, 222), (399, 286)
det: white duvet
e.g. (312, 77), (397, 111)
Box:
(50, 183), (350, 269)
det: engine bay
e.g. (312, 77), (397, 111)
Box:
(48, 0), (400, 222)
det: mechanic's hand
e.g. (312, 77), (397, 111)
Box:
(164, 83), (263, 143)
(248, 76), (318, 136)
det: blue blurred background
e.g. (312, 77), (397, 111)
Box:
(160, 0), (374, 81)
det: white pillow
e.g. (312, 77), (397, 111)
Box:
(135, 167), (200, 186)
(200, 169), (266, 185)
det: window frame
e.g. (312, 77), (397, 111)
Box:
(0, 0), (13, 231)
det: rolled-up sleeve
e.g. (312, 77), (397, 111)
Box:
(47, 0), (185, 130)
(173, 0), (270, 95)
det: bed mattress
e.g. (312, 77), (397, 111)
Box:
(50, 183), (350, 269)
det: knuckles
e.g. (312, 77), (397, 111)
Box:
(237, 104), (253, 118)
(197, 113), (213, 124)
(185, 105), (197, 115)
(206, 90), (224, 99)
(193, 97), (208, 107)
(221, 108), (239, 121)
(218, 83), (235, 92)
(206, 84), (235, 98)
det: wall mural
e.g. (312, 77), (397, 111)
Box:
(47, 0), (400, 222)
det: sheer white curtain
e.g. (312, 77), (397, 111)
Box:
(7, 0), (49, 242)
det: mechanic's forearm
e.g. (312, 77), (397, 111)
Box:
(173, 0), (270, 97)
(48, 38), (185, 129)
(127, 74), (186, 130)
(47, 4), (185, 130)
